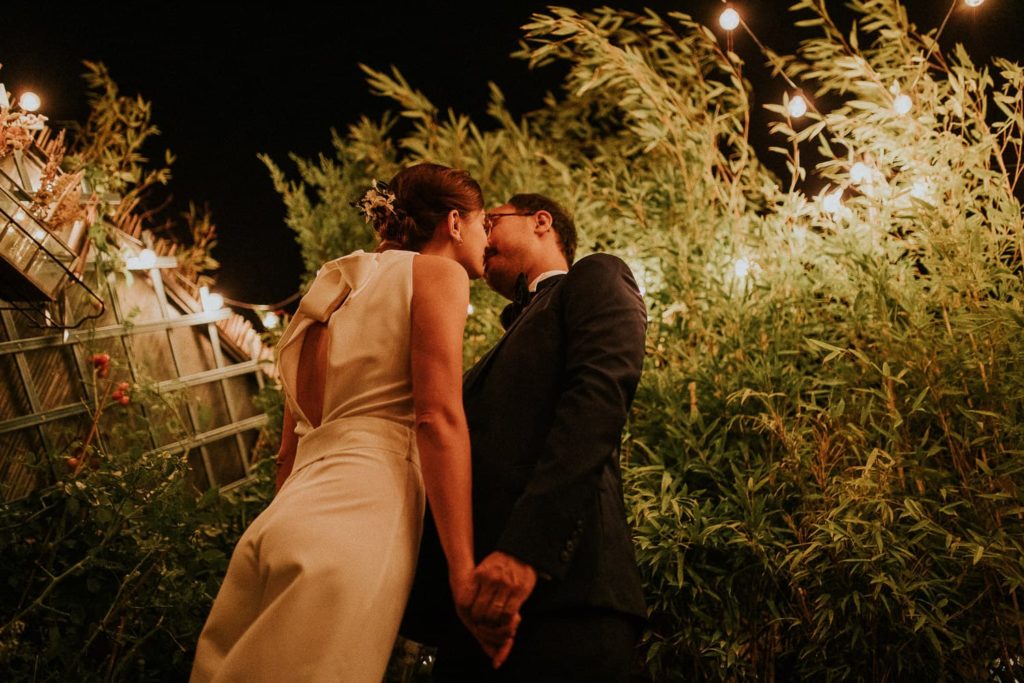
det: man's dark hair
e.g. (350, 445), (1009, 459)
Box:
(508, 193), (577, 265)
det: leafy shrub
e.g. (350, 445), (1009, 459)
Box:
(264, 2), (1024, 679)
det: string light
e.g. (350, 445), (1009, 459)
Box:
(200, 286), (224, 313)
(893, 93), (913, 116)
(136, 248), (156, 269)
(732, 257), (751, 279)
(18, 92), (40, 112)
(823, 189), (844, 215)
(719, 7), (740, 31)
(260, 311), (280, 328)
(850, 162), (872, 185)
(787, 94), (808, 119)
(125, 247), (177, 270)
(467, 303), (475, 316)
(911, 179), (936, 203)
(964, 0), (984, 7)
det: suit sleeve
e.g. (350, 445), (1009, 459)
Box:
(494, 254), (647, 579)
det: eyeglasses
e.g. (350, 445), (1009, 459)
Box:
(483, 211), (536, 235)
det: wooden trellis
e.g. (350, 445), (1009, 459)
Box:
(0, 125), (276, 502)
(0, 235), (275, 501)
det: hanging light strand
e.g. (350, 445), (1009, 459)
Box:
(221, 290), (303, 312)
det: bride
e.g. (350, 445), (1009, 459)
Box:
(191, 163), (490, 682)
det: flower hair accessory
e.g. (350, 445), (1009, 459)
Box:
(352, 179), (399, 228)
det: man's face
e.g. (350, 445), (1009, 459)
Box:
(483, 204), (535, 299)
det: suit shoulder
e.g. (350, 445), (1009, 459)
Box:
(565, 253), (634, 286)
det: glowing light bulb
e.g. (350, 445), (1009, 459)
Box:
(32, 227), (46, 241)
(467, 303), (475, 316)
(18, 92), (40, 112)
(965, 0), (984, 7)
(200, 286), (224, 313)
(13, 209), (25, 222)
(893, 93), (913, 116)
(261, 311), (280, 328)
(850, 162), (871, 184)
(787, 95), (808, 118)
(136, 248), (156, 269)
(823, 189), (844, 215)
(732, 258), (751, 279)
(719, 7), (740, 31)
(911, 179), (936, 203)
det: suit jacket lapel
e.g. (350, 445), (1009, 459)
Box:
(463, 279), (562, 394)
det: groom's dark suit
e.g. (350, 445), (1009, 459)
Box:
(402, 253), (648, 680)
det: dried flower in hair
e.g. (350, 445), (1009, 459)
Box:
(352, 179), (398, 228)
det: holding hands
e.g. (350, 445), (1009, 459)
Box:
(451, 551), (538, 669)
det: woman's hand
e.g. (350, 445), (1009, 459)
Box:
(451, 570), (518, 668)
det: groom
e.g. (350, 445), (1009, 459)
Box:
(402, 194), (648, 681)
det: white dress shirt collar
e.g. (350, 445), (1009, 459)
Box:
(529, 269), (568, 292)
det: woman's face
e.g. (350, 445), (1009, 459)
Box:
(455, 208), (488, 279)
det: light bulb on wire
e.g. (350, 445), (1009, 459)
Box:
(136, 248), (157, 269)
(719, 7), (740, 31)
(965, 0), (984, 7)
(18, 92), (40, 112)
(260, 311), (280, 328)
(787, 94), (808, 118)
(850, 162), (872, 184)
(732, 257), (751, 279)
(200, 286), (224, 313)
(823, 189), (844, 215)
(893, 93), (913, 116)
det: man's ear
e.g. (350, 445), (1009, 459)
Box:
(533, 210), (553, 235)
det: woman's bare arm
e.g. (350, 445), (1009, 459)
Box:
(411, 254), (475, 581)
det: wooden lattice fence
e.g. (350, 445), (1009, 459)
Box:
(0, 127), (275, 502)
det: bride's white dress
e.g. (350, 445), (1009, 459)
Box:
(191, 249), (425, 682)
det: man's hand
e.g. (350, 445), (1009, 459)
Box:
(451, 569), (519, 667)
(470, 551), (537, 632)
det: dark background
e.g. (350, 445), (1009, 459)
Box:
(3, 1), (1019, 305)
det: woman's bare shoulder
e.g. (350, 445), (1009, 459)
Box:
(412, 254), (470, 289)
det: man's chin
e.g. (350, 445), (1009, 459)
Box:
(484, 267), (514, 301)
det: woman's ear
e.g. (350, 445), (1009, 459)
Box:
(447, 209), (464, 244)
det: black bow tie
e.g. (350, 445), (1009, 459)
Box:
(499, 272), (562, 330)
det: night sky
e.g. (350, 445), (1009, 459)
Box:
(3, 1), (1020, 306)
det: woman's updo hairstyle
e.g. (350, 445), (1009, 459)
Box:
(354, 163), (484, 252)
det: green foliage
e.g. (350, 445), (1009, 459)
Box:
(0, 62), (279, 680)
(267, 1), (1024, 679)
(64, 61), (221, 290)
(66, 60), (174, 202)
(0, 428), (275, 681)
